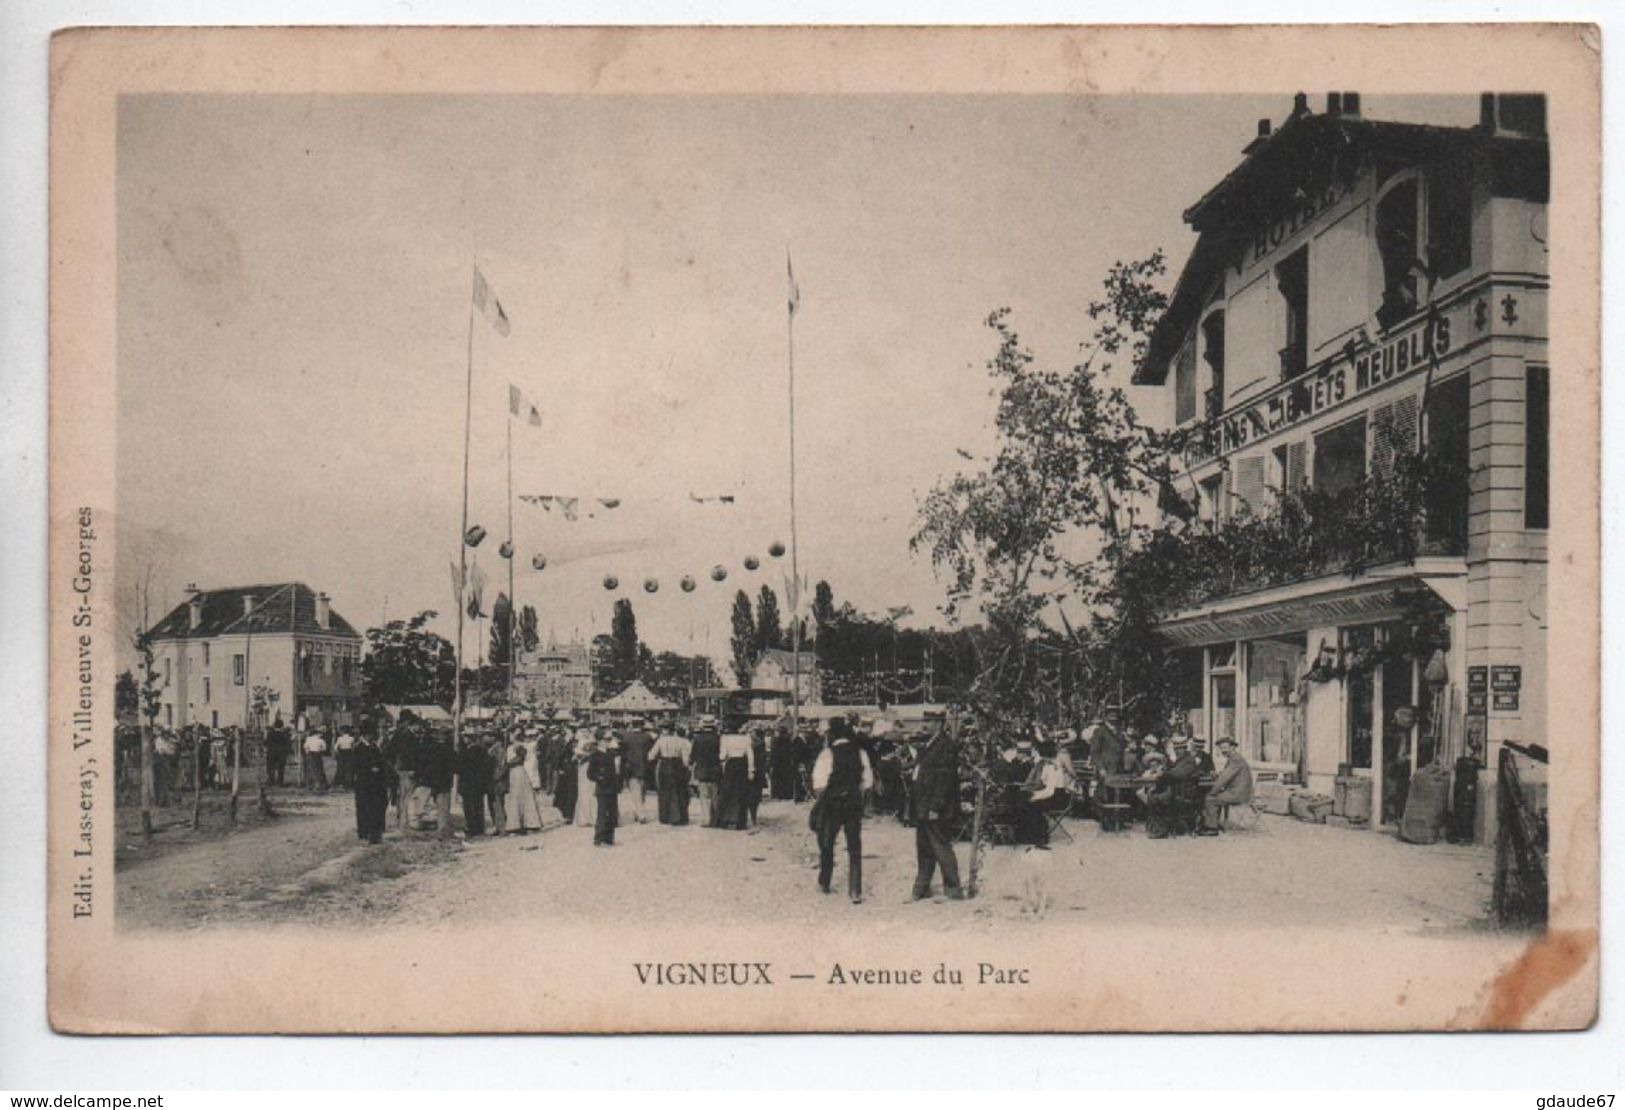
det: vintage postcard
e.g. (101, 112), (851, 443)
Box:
(47, 25), (1600, 1033)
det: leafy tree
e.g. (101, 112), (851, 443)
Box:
(590, 633), (618, 698)
(811, 580), (836, 630)
(519, 604), (540, 655)
(611, 598), (639, 684)
(489, 592), (514, 669)
(729, 590), (756, 688)
(115, 669), (138, 719)
(755, 585), (784, 656)
(360, 610), (457, 708)
(912, 251), (1177, 729)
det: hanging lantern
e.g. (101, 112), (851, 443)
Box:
(680, 575), (696, 593)
(644, 577), (660, 594)
(603, 575), (619, 591)
(464, 525), (487, 548)
(744, 555), (760, 571)
(531, 554), (548, 571)
(769, 541), (786, 558)
(710, 565), (728, 582)
(498, 540), (514, 559)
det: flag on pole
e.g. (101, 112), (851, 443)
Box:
(786, 251), (800, 317)
(473, 265), (512, 337)
(508, 383), (542, 427)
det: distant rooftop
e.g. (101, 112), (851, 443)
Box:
(145, 582), (360, 641)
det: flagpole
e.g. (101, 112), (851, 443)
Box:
(506, 411), (517, 707)
(455, 265), (476, 753)
(786, 249), (802, 742)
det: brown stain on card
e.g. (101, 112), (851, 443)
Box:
(1478, 929), (1595, 1028)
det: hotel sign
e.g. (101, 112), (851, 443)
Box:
(1183, 303), (1459, 465)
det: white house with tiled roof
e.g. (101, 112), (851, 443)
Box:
(144, 582), (364, 730)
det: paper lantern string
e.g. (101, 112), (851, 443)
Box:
(603, 575), (619, 591)
(769, 541), (786, 558)
(464, 525), (487, 548)
(744, 555), (760, 571)
(531, 554), (548, 571)
(644, 577), (660, 594)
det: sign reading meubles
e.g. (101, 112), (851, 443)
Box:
(1184, 304), (1459, 464)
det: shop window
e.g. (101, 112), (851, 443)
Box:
(1246, 635), (1306, 766)
(1425, 373), (1471, 549)
(1200, 311), (1226, 418)
(1344, 626), (1376, 770)
(1276, 248), (1309, 380)
(1174, 340), (1197, 425)
(1175, 649), (1204, 740)
(1380, 651), (1415, 825)
(1526, 365), (1549, 528)
(1314, 416), (1367, 498)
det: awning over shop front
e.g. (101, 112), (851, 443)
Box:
(1155, 558), (1465, 648)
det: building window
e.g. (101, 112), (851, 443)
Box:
(1424, 373), (1471, 549)
(1376, 177), (1421, 328)
(233, 654), (245, 685)
(1200, 310), (1226, 418)
(1377, 169), (1472, 330)
(202, 643), (210, 666)
(1526, 365), (1549, 528)
(1314, 416), (1367, 498)
(301, 649), (313, 686)
(163, 657), (172, 685)
(165, 704), (173, 727)
(1276, 248), (1309, 380)
(1425, 163), (1473, 282)
(1174, 340), (1197, 425)
(211, 710), (219, 728)
(203, 677), (211, 704)
(1199, 474), (1224, 524)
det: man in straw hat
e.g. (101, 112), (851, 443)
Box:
(1199, 736), (1253, 835)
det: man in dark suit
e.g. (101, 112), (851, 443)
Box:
(911, 712), (964, 900)
(689, 716), (722, 827)
(587, 732), (622, 846)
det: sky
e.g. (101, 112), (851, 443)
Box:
(114, 92), (1480, 673)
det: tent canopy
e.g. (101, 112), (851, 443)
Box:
(594, 680), (679, 714)
(382, 704), (452, 723)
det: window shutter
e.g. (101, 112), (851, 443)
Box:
(1370, 394), (1419, 479)
(1174, 341), (1197, 425)
(1231, 454), (1268, 516)
(1286, 440), (1308, 493)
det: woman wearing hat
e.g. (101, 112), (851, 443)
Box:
(503, 734), (543, 834)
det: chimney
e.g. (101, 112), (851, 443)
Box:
(243, 594), (255, 617)
(1326, 92), (1342, 116)
(1341, 91), (1361, 118)
(315, 592), (331, 630)
(1244, 117), (1273, 154)
(1292, 91), (1310, 118)
(1481, 92), (1546, 136)
(186, 584), (202, 630)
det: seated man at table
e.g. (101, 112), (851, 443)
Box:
(1014, 740), (1070, 848)
(1146, 738), (1204, 837)
(1198, 736), (1253, 835)
(1132, 749), (1168, 813)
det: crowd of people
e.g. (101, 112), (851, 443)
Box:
(118, 700), (1256, 902)
(362, 707), (973, 906)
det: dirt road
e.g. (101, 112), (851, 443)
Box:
(117, 791), (1496, 935)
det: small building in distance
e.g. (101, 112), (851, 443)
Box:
(512, 638), (595, 711)
(749, 647), (821, 716)
(144, 582), (364, 731)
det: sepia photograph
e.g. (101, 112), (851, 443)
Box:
(44, 24), (1600, 1035)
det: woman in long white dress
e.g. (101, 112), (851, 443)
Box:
(505, 739), (543, 834)
(572, 730), (597, 829)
